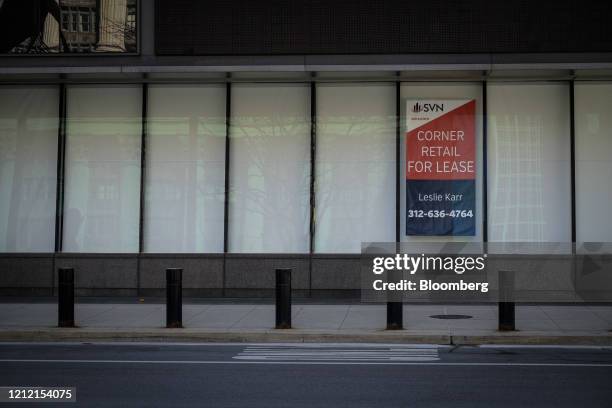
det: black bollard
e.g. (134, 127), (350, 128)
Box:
(386, 302), (403, 330)
(498, 270), (515, 331)
(58, 268), (75, 328)
(386, 268), (403, 330)
(166, 268), (183, 328)
(275, 268), (292, 329)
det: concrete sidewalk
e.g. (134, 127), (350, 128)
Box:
(0, 302), (611, 345)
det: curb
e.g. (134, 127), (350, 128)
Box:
(1, 328), (611, 346)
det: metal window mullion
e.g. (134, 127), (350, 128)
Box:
(309, 81), (316, 254)
(138, 83), (148, 254)
(482, 80), (488, 244)
(395, 80), (401, 243)
(136, 83), (148, 296)
(222, 80), (232, 296)
(52, 82), (67, 296)
(309, 79), (316, 296)
(569, 80), (576, 245)
(54, 83), (67, 253)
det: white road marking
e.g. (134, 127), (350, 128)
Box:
(0, 342), (451, 348)
(478, 345), (612, 350)
(1, 342), (608, 350)
(0, 359), (611, 367)
(233, 345), (441, 361)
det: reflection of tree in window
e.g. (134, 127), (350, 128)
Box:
(490, 115), (545, 241)
(146, 114), (225, 252)
(0, 88), (58, 252)
(231, 113), (310, 252)
(316, 115), (394, 251)
(63, 85), (142, 253)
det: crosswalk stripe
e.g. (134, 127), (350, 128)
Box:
(234, 345), (440, 362)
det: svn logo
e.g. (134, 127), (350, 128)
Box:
(412, 102), (444, 113)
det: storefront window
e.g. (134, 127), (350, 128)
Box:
(487, 83), (571, 242)
(0, 86), (59, 252)
(0, 79), (592, 254)
(575, 82), (612, 244)
(63, 85), (142, 252)
(144, 85), (226, 253)
(229, 84), (310, 253)
(315, 83), (395, 253)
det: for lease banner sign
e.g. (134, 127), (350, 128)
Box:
(405, 99), (476, 236)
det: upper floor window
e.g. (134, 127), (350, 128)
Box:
(0, 0), (137, 54)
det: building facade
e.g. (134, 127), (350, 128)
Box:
(1, 0), (611, 297)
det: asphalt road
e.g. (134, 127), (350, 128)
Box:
(0, 342), (611, 407)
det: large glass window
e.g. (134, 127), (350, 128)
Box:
(0, 86), (59, 252)
(400, 83), (484, 242)
(229, 84), (310, 253)
(575, 82), (612, 244)
(1, 0), (136, 54)
(144, 85), (226, 253)
(487, 83), (571, 242)
(315, 83), (395, 253)
(63, 85), (142, 252)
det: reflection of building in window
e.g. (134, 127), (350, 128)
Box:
(1, 0), (137, 53)
(126, 2), (136, 33)
(68, 42), (94, 52)
(60, 7), (95, 33)
(58, 3), (97, 52)
(80, 10), (91, 32)
(490, 116), (545, 241)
